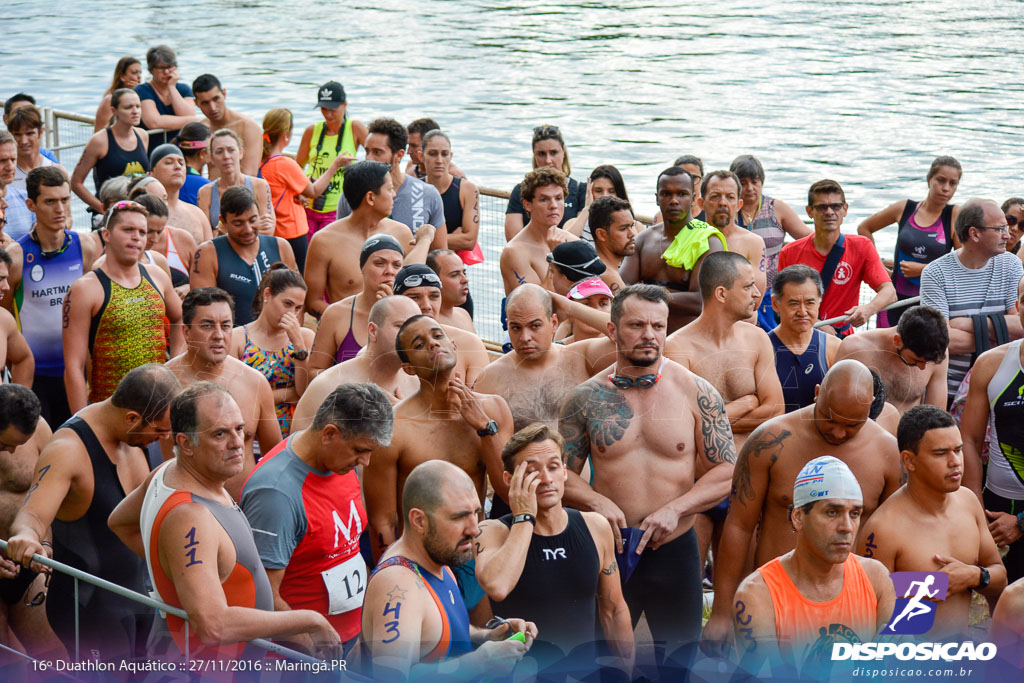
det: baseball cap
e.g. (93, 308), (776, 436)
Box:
(316, 81), (346, 109)
(394, 264), (441, 296)
(567, 277), (613, 301)
(547, 241), (607, 281)
(359, 233), (405, 269)
(792, 456), (863, 508)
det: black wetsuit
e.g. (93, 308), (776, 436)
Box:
(47, 417), (150, 661)
(439, 176), (474, 318)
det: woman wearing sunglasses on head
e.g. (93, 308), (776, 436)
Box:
(504, 125), (588, 241)
(857, 156), (963, 327)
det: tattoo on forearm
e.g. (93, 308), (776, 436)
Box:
(184, 527), (202, 568)
(559, 382), (634, 473)
(863, 532), (878, 558)
(731, 428), (792, 505)
(601, 560), (618, 576)
(734, 600), (756, 651)
(695, 377), (738, 465)
(382, 587), (405, 644)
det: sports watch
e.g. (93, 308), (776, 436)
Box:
(976, 566), (991, 591)
(477, 420), (499, 437)
(291, 348), (309, 361)
(512, 514), (536, 526)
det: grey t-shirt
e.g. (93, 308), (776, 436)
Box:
(336, 173), (445, 233)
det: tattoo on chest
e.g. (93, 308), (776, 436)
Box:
(184, 526), (203, 568)
(731, 428), (792, 505)
(695, 377), (738, 465)
(560, 382), (634, 472)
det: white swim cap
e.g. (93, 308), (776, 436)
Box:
(792, 456), (863, 508)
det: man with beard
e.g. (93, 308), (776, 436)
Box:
(700, 170), (767, 324)
(559, 284), (736, 666)
(590, 195), (638, 295)
(619, 168), (725, 331)
(362, 460), (536, 679)
(732, 457), (894, 678)
(701, 359), (902, 657)
(856, 405), (1005, 638)
(5, 365), (180, 661)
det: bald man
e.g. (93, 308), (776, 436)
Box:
(291, 296), (421, 432)
(701, 359), (902, 656)
(362, 461), (535, 679)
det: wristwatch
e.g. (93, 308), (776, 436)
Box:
(476, 420), (499, 437)
(512, 514), (536, 526)
(291, 348), (309, 361)
(976, 566), (991, 590)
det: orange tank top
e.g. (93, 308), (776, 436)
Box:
(759, 554), (877, 658)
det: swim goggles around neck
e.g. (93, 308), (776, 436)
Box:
(608, 357), (666, 389)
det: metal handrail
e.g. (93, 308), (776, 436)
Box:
(0, 539), (323, 666)
(814, 296), (920, 328)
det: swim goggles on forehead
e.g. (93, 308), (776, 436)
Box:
(546, 253), (602, 272)
(608, 358), (666, 389)
(397, 272), (441, 288)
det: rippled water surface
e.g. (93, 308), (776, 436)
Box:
(4, 1), (1024, 337)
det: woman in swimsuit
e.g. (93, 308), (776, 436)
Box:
(230, 264), (313, 436)
(197, 129), (274, 236)
(857, 156), (962, 327)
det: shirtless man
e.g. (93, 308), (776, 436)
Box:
(293, 296), (421, 431)
(365, 315), (512, 554)
(304, 161), (426, 317)
(393, 264), (490, 388)
(700, 170), (767, 322)
(191, 74), (262, 176)
(5, 364), (180, 660)
(427, 249), (475, 332)
(500, 167), (576, 295)
(856, 405), (1006, 638)
(164, 288), (281, 499)
(310, 233), (405, 374)
(475, 284), (615, 432)
(701, 359), (902, 657)
(558, 284), (736, 658)
(0, 386), (64, 663)
(0, 249), (33, 386)
(619, 167), (725, 332)
(665, 252), (784, 580)
(835, 305), (949, 413)
(590, 195), (638, 293)
(149, 143), (212, 244)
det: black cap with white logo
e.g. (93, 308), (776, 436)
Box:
(316, 81), (346, 109)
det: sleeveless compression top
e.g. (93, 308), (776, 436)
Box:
(141, 462), (274, 659)
(93, 128), (150, 193)
(892, 200), (954, 298)
(87, 264), (167, 403)
(985, 340), (1024, 499)
(303, 119), (356, 215)
(240, 325), (296, 435)
(368, 556), (472, 661)
(737, 195), (785, 291)
(759, 554), (876, 665)
(769, 328), (830, 413)
(207, 175), (255, 228)
(336, 298), (363, 364)
(212, 234), (281, 326)
(48, 416), (149, 658)
(493, 508), (600, 654)
(440, 176), (464, 233)
(14, 230), (84, 377)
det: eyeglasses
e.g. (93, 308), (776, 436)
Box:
(811, 203), (845, 213)
(976, 224), (1010, 234)
(397, 272), (441, 288)
(153, 64), (177, 72)
(546, 253), (602, 272)
(533, 125), (561, 138)
(26, 572), (51, 607)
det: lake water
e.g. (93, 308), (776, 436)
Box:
(4, 0), (1023, 340)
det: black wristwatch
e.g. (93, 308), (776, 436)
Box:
(512, 513), (536, 526)
(291, 348), (309, 361)
(476, 420), (499, 437)
(976, 566), (991, 590)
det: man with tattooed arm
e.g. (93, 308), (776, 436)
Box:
(701, 359), (902, 656)
(558, 283), (737, 658)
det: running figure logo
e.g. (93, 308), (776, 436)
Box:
(883, 572), (949, 635)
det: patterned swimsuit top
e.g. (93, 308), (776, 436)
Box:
(240, 324), (296, 434)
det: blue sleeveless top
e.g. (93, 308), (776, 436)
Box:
(769, 328), (830, 413)
(212, 234), (281, 326)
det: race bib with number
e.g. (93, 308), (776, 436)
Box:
(322, 554), (368, 615)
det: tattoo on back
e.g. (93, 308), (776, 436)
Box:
(694, 377), (737, 465)
(731, 428), (792, 505)
(559, 382), (634, 472)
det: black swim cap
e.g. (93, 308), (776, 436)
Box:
(394, 264), (441, 296)
(359, 233), (405, 269)
(149, 143), (184, 168)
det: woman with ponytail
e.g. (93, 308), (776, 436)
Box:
(259, 108), (346, 273)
